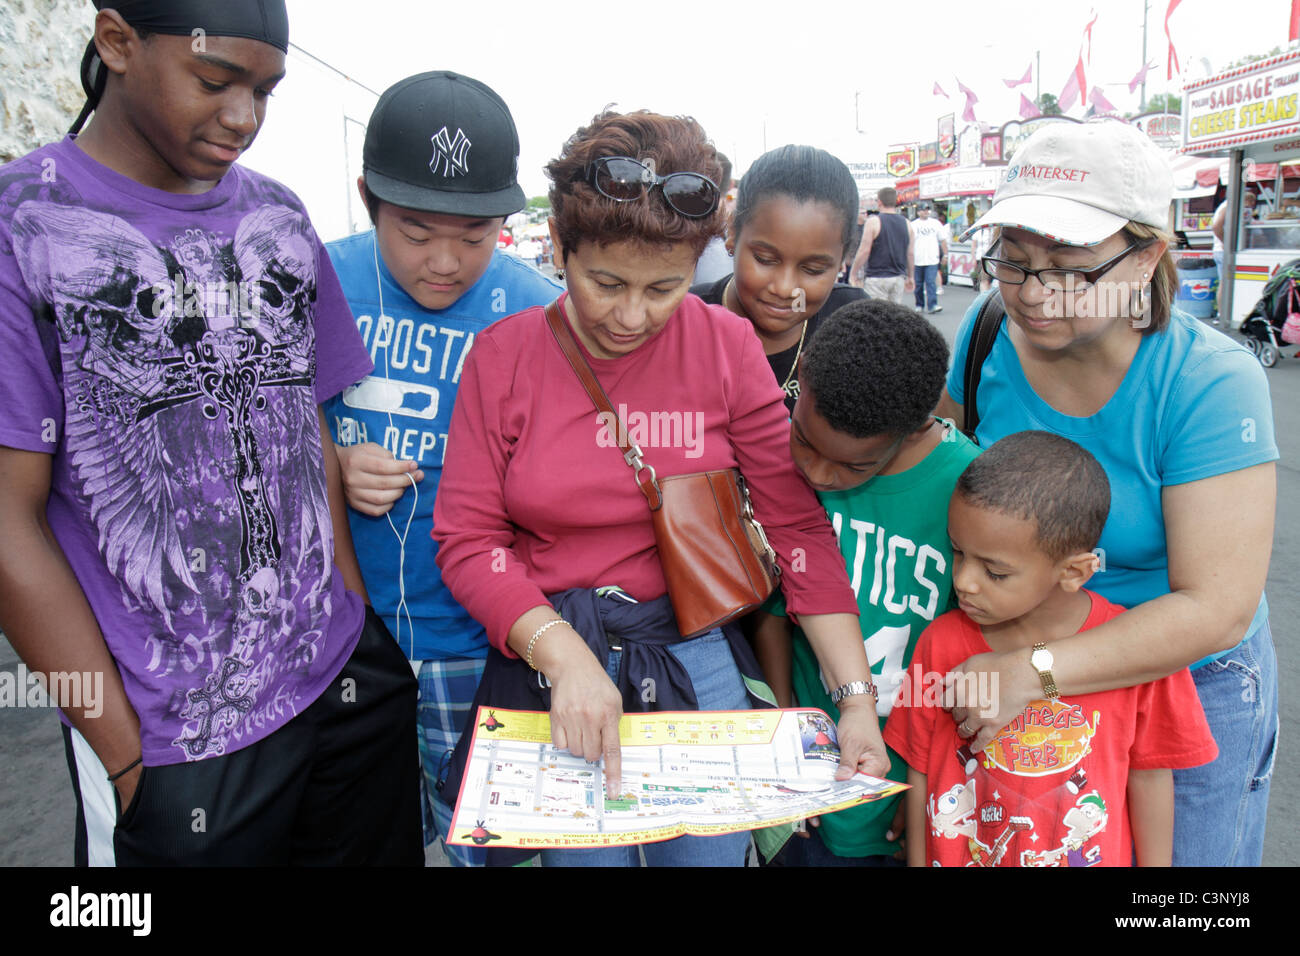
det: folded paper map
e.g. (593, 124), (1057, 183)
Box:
(448, 706), (908, 849)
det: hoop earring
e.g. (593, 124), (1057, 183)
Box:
(1130, 273), (1152, 323)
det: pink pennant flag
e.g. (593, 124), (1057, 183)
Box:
(1019, 93), (1041, 119)
(1060, 55), (1087, 111)
(1004, 63), (1033, 88)
(933, 82), (949, 97)
(1128, 60), (1156, 93)
(1083, 8), (1099, 62)
(1089, 86), (1118, 114)
(1166, 0), (1184, 80)
(955, 78), (979, 123)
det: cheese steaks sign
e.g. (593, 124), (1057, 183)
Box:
(1183, 49), (1300, 151)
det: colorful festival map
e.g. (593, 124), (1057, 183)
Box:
(448, 707), (907, 849)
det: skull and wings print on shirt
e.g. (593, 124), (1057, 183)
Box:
(8, 180), (342, 762)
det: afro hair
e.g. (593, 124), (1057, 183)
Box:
(799, 298), (950, 439)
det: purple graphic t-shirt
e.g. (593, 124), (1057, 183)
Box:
(0, 138), (373, 764)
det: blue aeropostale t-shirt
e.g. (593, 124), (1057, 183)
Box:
(323, 233), (561, 661)
(948, 292), (1278, 666)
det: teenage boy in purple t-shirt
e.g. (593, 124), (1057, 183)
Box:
(0, 1), (420, 865)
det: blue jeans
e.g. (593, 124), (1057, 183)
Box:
(914, 264), (939, 310)
(541, 630), (753, 867)
(1172, 619), (1278, 866)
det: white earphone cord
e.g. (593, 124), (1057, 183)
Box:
(373, 237), (417, 659)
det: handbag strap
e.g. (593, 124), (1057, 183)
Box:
(961, 288), (1005, 440)
(543, 297), (663, 509)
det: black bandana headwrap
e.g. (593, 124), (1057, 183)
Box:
(71, 0), (290, 133)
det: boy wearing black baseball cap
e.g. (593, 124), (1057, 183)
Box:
(0, 1), (421, 864)
(321, 71), (560, 866)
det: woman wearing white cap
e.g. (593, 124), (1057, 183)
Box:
(937, 119), (1278, 866)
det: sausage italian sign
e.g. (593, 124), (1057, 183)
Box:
(1183, 49), (1300, 152)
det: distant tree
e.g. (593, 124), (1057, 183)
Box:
(1145, 92), (1181, 114)
(526, 195), (551, 223)
(1224, 46), (1283, 70)
(1037, 93), (1062, 116)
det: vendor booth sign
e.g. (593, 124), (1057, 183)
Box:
(887, 146), (918, 177)
(920, 166), (1003, 199)
(981, 133), (1003, 163)
(938, 114), (956, 158)
(1000, 116), (1081, 165)
(1183, 49), (1300, 152)
(959, 125), (981, 167)
(1132, 111), (1182, 147)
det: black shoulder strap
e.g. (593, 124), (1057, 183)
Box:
(961, 289), (1004, 441)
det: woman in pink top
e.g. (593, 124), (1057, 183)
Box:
(433, 111), (886, 866)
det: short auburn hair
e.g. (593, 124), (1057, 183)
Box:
(546, 110), (726, 261)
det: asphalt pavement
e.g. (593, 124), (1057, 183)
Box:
(0, 280), (1294, 866)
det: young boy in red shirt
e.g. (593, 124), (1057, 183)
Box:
(884, 431), (1217, 866)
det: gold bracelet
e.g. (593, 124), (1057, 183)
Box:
(526, 619), (566, 670)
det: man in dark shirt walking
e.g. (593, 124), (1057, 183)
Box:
(850, 187), (913, 305)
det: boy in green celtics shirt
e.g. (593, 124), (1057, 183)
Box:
(756, 298), (980, 866)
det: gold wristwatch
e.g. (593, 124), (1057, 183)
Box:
(1030, 643), (1059, 700)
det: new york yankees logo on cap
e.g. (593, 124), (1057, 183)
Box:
(363, 71), (524, 217)
(430, 127), (472, 178)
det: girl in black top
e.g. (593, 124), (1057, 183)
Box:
(691, 145), (866, 414)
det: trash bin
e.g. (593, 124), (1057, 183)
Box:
(1175, 256), (1219, 319)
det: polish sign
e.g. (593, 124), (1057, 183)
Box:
(1183, 49), (1300, 153)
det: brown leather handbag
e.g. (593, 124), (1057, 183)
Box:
(544, 298), (780, 638)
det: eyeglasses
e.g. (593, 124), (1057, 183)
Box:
(981, 240), (1152, 291)
(583, 156), (720, 218)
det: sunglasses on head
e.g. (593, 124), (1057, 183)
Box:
(583, 156), (720, 218)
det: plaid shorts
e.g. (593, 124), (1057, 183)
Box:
(416, 657), (487, 867)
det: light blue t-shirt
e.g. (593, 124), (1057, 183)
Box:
(948, 292), (1278, 667)
(322, 232), (561, 660)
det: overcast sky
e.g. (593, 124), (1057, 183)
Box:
(240, 0), (1290, 238)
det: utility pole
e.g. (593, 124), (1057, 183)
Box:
(1140, 0), (1149, 111)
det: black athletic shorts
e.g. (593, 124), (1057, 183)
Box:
(64, 606), (422, 866)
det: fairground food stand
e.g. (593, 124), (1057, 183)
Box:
(1183, 48), (1300, 327)
(920, 166), (1001, 286)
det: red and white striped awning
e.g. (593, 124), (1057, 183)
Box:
(1165, 154), (1293, 198)
(1168, 153), (1229, 198)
